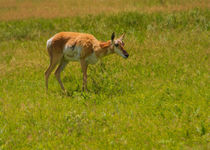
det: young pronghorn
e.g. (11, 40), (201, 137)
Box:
(45, 32), (129, 91)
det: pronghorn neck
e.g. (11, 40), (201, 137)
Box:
(95, 40), (113, 58)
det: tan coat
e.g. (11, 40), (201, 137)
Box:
(45, 32), (128, 91)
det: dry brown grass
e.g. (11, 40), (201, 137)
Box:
(0, 0), (209, 20)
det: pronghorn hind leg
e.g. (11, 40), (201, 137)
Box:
(45, 63), (57, 91)
(54, 59), (68, 91)
(45, 52), (62, 91)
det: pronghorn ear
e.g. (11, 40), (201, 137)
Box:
(111, 32), (115, 42)
(119, 33), (125, 41)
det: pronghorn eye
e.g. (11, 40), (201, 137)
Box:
(115, 43), (119, 47)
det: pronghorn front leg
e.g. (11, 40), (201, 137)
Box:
(80, 59), (88, 91)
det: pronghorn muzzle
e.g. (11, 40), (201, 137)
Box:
(122, 49), (129, 58)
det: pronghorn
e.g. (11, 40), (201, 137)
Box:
(45, 32), (129, 91)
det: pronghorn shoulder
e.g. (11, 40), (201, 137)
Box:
(53, 32), (96, 40)
(52, 32), (79, 41)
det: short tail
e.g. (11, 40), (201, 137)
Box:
(46, 37), (53, 55)
(46, 37), (53, 50)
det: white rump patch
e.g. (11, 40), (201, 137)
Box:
(46, 36), (53, 49)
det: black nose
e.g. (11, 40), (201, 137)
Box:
(122, 50), (129, 58)
(125, 53), (129, 58)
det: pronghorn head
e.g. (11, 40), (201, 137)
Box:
(111, 32), (129, 59)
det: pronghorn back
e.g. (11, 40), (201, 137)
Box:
(46, 32), (99, 58)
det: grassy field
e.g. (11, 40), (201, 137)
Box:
(0, 0), (209, 20)
(0, 0), (210, 149)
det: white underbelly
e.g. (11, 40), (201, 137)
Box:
(63, 45), (82, 62)
(63, 45), (98, 64)
(85, 53), (98, 64)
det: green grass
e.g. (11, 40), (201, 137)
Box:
(0, 9), (209, 149)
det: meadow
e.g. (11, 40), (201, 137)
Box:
(0, 0), (209, 149)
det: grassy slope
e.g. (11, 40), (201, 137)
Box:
(0, 9), (209, 149)
(0, 0), (209, 20)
